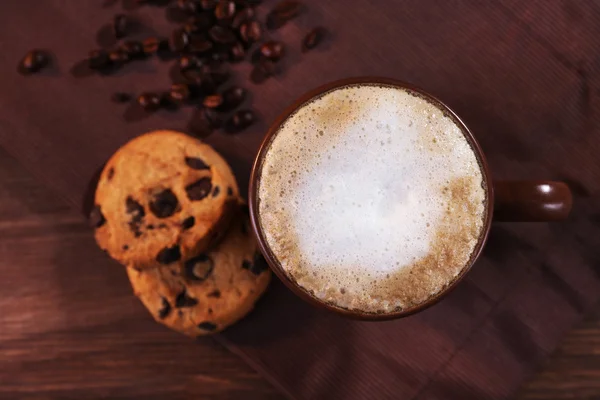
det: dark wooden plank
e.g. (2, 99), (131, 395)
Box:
(519, 306), (600, 399)
(0, 147), (283, 400)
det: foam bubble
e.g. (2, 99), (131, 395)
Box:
(258, 84), (487, 313)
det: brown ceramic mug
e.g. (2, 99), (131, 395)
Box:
(248, 77), (572, 320)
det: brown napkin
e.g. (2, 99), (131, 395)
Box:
(1, 1), (599, 399)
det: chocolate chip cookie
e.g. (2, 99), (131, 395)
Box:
(126, 210), (271, 336)
(93, 130), (239, 270)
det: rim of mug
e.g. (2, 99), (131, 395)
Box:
(248, 77), (494, 320)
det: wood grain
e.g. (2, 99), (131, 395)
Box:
(0, 148), (282, 400)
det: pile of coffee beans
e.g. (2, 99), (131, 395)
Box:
(18, 0), (328, 137)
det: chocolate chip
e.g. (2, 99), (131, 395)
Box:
(242, 253), (269, 275)
(302, 27), (326, 52)
(212, 186), (220, 197)
(107, 167), (115, 180)
(156, 245), (181, 264)
(186, 178), (213, 201)
(122, 244), (129, 250)
(126, 197), (145, 222)
(89, 205), (106, 228)
(197, 321), (217, 331)
(158, 297), (172, 319)
(185, 157), (210, 170)
(182, 216), (195, 230)
(149, 189), (179, 218)
(184, 254), (214, 281)
(227, 186), (233, 196)
(147, 224), (155, 230)
(207, 290), (221, 298)
(175, 290), (199, 308)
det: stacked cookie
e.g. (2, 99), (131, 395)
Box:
(90, 130), (270, 336)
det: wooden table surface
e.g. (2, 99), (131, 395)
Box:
(0, 148), (598, 400)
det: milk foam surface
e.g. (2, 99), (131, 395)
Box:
(258, 84), (487, 313)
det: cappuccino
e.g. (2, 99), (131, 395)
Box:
(257, 84), (487, 313)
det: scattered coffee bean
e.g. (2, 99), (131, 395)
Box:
(168, 83), (192, 104)
(156, 245), (182, 264)
(266, 0), (302, 30)
(215, 0), (236, 21)
(228, 42), (245, 62)
(250, 59), (276, 83)
(185, 177), (213, 200)
(160, 91), (181, 111)
(170, 28), (190, 53)
(113, 14), (129, 39)
(260, 41), (285, 62)
(88, 49), (111, 70)
(175, 289), (199, 307)
(181, 216), (196, 229)
(208, 25), (237, 46)
(197, 321), (217, 331)
(120, 40), (145, 59)
(108, 50), (130, 66)
(137, 92), (162, 111)
(208, 68), (230, 86)
(185, 156), (210, 170)
(232, 7), (255, 29)
(177, 0), (200, 13)
(184, 254), (214, 281)
(210, 51), (229, 65)
(200, 0), (218, 10)
(203, 94), (224, 108)
(184, 14), (213, 34)
(178, 54), (203, 70)
(239, 20), (262, 45)
(150, 189), (179, 218)
(220, 86), (246, 110)
(188, 34), (214, 54)
(302, 26), (326, 52)
(89, 205), (106, 228)
(225, 109), (255, 133)
(18, 50), (51, 75)
(158, 298), (172, 319)
(142, 37), (168, 55)
(111, 92), (132, 103)
(188, 108), (216, 137)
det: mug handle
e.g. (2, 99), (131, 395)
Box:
(493, 181), (573, 221)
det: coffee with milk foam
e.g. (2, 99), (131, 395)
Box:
(257, 84), (487, 313)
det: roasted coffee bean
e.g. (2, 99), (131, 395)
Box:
(120, 40), (145, 59)
(137, 92), (162, 111)
(89, 205), (106, 228)
(111, 92), (132, 103)
(185, 156), (210, 170)
(108, 50), (130, 65)
(200, 0), (218, 10)
(203, 94), (224, 108)
(239, 20), (261, 45)
(181, 216), (196, 229)
(209, 68), (230, 86)
(184, 254), (214, 281)
(215, 0), (236, 21)
(231, 7), (255, 29)
(158, 298), (171, 319)
(184, 14), (213, 34)
(225, 109), (255, 133)
(228, 42), (245, 63)
(156, 245), (181, 264)
(178, 54), (203, 70)
(220, 86), (246, 110)
(149, 189), (179, 218)
(208, 25), (236, 45)
(197, 321), (217, 331)
(302, 27), (326, 52)
(170, 28), (190, 53)
(142, 37), (168, 55)
(175, 290), (198, 307)
(188, 35), (213, 55)
(168, 83), (192, 104)
(260, 41), (284, 62)
(113, 14), (129, 39)
(182, 69), (216, 94)
(88, 49), (110, 70)
(266, 0), (301, 30)
(18, 50), (50, 75)
(210, 51), (229, 65)
(185, 177), (213, 200)
(250, 59), (276, 83)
